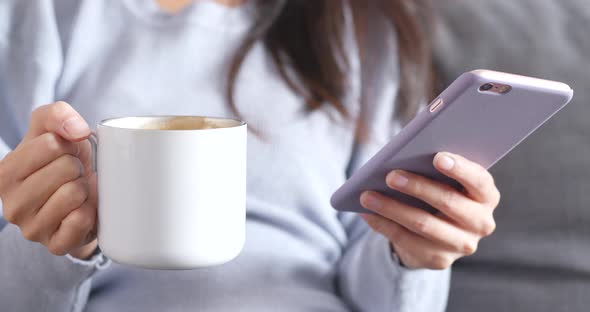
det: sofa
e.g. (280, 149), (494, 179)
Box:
(433, 1), (590, 311)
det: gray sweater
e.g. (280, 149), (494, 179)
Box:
(433, 1), (590, 311)
(0, 1), (449, 311)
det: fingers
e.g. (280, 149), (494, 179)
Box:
(361, 191), (479, 254)
(9, 155), (84, 222)
(359, 152), (501, 270)
(362, 213), (459, 270)
(433, 152), (500, 206)
(384, 169), (495, 235)
(47, 201), (96, 256)
(22, 177), (90, 244)
(4, 133), (80, 181)
(385, 168), (496, 237)
(386, 169), (475, 222)
(0, 101), (97, 258)
(24, 101), (90, 142)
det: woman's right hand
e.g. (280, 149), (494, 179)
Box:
(0, 101), (98, 259)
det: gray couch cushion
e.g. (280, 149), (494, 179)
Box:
(433, 1), (590, 311)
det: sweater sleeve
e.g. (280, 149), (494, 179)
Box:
(337, 103), (450, 311)
(335, 88), (451, 311)
(336, 7), (450, 310)
(0, 223), (110, 312)
(0, 2), (110, 312)
(337, 212), (450, 312)
(335, 84), (451, 311)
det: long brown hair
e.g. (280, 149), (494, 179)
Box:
(227, 0), (436, 131)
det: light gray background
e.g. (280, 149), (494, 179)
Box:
(433, 1), (590, 311)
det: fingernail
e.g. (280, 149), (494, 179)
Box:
(63, 117), (89, 138)
(389, 171), (409, 188)
(361, 192), (381, 210)
(437, 153), (455, 171)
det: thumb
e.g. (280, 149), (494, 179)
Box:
(24, 101), (91, 142)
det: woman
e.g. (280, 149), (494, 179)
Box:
(0, 0), (499, 311)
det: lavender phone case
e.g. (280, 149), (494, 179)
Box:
(331, 70), (574, 213)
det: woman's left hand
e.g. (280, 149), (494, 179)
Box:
(360, 152), (500, 270)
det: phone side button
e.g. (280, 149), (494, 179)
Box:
(429, 98), (444, 113)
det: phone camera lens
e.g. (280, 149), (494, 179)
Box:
(480, 83), (494, 91)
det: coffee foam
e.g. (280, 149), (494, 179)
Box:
(102, 116), (242, 130)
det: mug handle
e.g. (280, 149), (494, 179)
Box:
(88, 132), (98, 172)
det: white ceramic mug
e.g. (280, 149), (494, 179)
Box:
(90, 116), (247, 269)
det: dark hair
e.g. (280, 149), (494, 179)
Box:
(227, 0), (436, 134)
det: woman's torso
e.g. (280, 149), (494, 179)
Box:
(0, 0), (398, 311)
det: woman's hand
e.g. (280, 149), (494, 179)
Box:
(0, 102), (98, 259)
(360, 152), (500, 270)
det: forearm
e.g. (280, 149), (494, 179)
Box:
(0, 222), (109, 312)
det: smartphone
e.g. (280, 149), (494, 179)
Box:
(330, 69), (574, 213)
